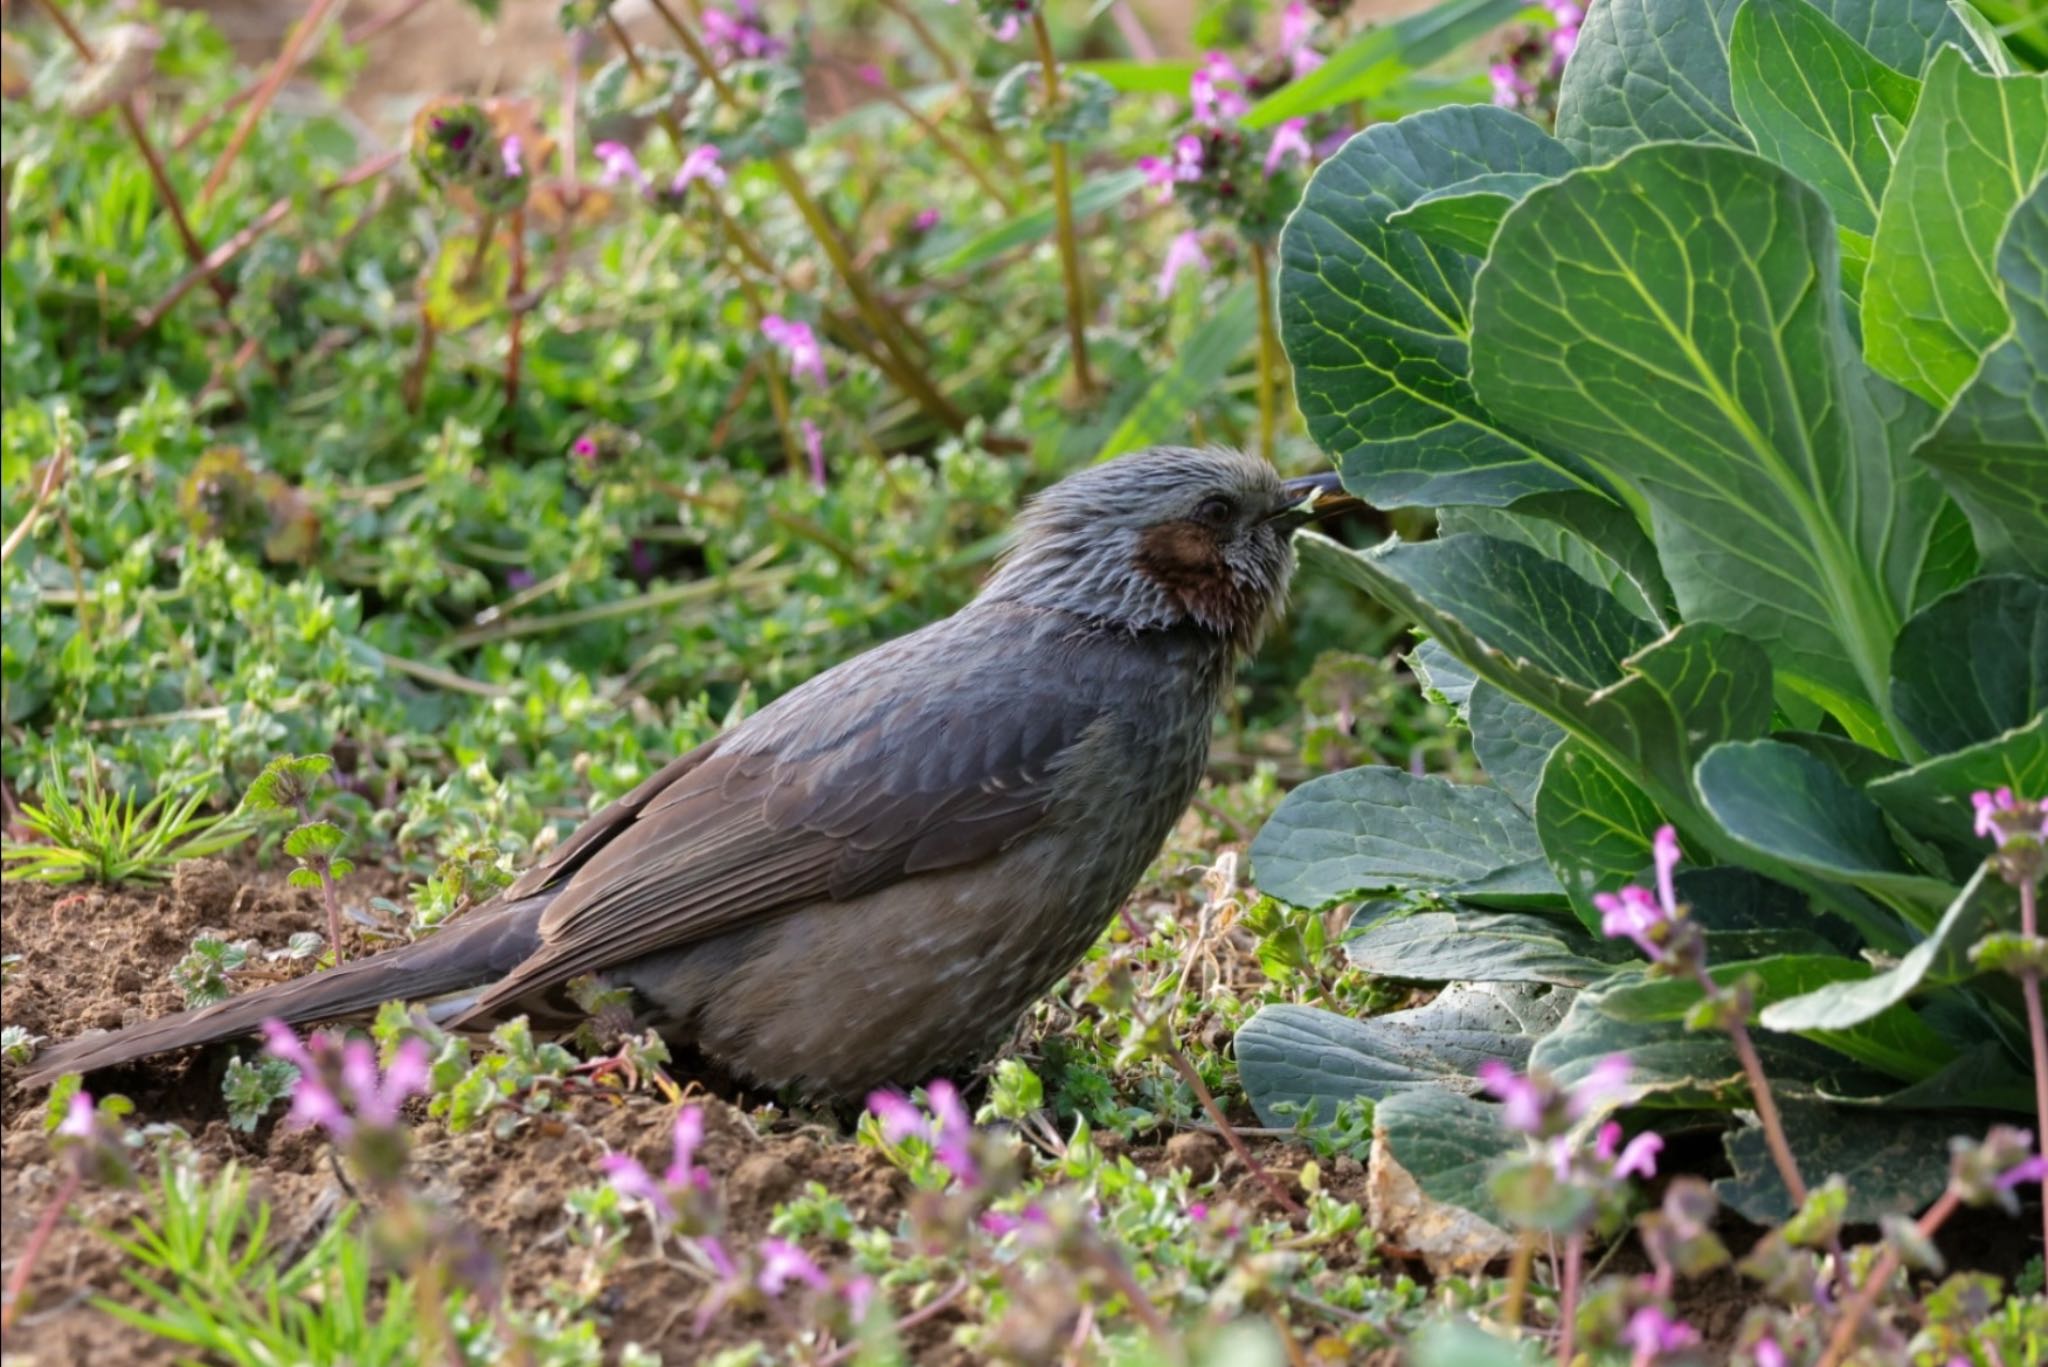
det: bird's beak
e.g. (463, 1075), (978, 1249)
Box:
(1270, 471), (1366, 529)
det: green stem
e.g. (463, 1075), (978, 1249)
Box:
(1031, 11), (1094, 399)
(1251, 239), (1279, 461)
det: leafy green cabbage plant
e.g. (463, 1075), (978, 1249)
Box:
(1239, 0), (2048, 1221)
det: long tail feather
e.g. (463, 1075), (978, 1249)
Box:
(18, 895), (550, 1087)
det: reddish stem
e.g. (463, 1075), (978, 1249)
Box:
(199, 0), (346, 202)
(1816, 1185), (1961, 1367)
(2020, 877), (2048, 1257)
(1164, 1046), (1304, 1217)
(504, 208), (527, 434)
(1694, 964), (1807, 1206)
(1556, 1231), (1584, 1366)
(0, 1168), (82, 1336)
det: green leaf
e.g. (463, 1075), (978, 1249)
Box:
(1863, 50), (2048, 406)
(1728, 0), (1922, 236)
(283, 821), (345, 860)
(1947, 0), (2019, 73)
(1236, 984), (1571, 1128)
(1718, 1100), (1956, 1222)
(924, 170), (1145, 274)
(1531, 989), (1863, 1107)
(1471, 142), (1941, 719)
(1534, 740), (1664, 932)
(1071, 59), (1195, 94)
(1696, 739), (1951, 903)
(1438, 492), (1678, 629)
(1761, 864), (2013, 1031)
(1301, 535), (1773, 826)
(1556, 0), (1964, 164)
(1590, 956), (1956, 1080)
(1384, 171), (1554, 257)
(423, 233), (511, 334)
(1912, 176), (2048, 576)
(1468, 682), (1564, 812)
(1244, 0), (1528, 128)
(1409, 1316), (1543, 1367)
(1410, 638), (1477, 711)
(1093, 283), (1258, 462)
(1866, 711), (2048, 849)
(1378, 1089), (1521, 1231)
(1889, 574), (2048, 755)
(1250, 765), (1562, 910)
(1344, 905), (1634, 987)
(1279, 107), (1584, 509)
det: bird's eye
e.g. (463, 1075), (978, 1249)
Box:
(1193, 495), (1235, 526)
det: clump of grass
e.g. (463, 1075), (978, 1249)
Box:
(1, 757), (251, 885)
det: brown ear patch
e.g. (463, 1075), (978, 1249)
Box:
(1134, 520), (1255, 640)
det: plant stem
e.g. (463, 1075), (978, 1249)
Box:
(2020, 877), (2048, 1257)
(1503, 1229), (1536, 1326)
(1251, 238), (1279, 461)
(0, 1168), (81, 1334)
(504, 208), (527, 434)
(875, 0), (1007, 154)
(826, 58), (1016, 212)
(643, 0), (967, 433)
(1556, 1232), (1584, 1366)
(199, 0), (344, 202)
(1695, 966), (1808, 1206)
(1816, 1185), (1961, 1367)
(1163, 1045), (1304, 1217)
(403, 317), (437, 412)
(1030, 10), (1094, 400)
(296, 798), (347, 964)
(177, 0), (434, 150)
(0, 442), (70, 570)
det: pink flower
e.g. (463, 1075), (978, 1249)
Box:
(702, 1), (784, 61)
(1570, 1054), (1634, 1118)
(1157, 230), (1209, 298)
(756, 1238), (830, 1295)
(671, 145), (727, 194)
(760, 315), (826, 386)
(571, 435), (599, 465)
(57, 1090), (97, 1139)
(1652, 824), (1682, 917)
(501, 134), (524, 178)
(593, 141), (649, 189)
(927, 1079), (978, 1184)
(1595, 1120), (1664, 1179)
(1753, 1338), (1786, 1367)
(1263, 118), (1311, 176)
(914, 208), (940, 231)
(867, 1089), (928, 1145)
(1546, 0), (1584, 64)
(802, 419), (826, 490)
(1191, 53), (1249, 124)
(1595, 883), (1668, 960)
(1973, 786), (2048, 842)
(1626, 1306), (1700, 1365)
(1478, 1059), (1549, 1134)
(1280, 1), (1323, 77)
(261, 1021), (426, 1143)
(1490, 62), (1533, 107)
(601, 1104), (713, 1226)
(990, 14), (1020, 42)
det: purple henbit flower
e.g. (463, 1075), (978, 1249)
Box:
(1263, 118), (1312, 176)
(501, 134), (524, 178)
(1489, 61), (1534, 108)
(1626, 1306), (1700, 1365)
(1974, 786), (2048, 843)
(602, 1104), (715, 1228)
(1595, 1120), (1664, 1180)
(867, 1088), (927, 1144)
(1191, 52), (1250, 124)
(1752, 1338), (1786, 1367)
(57, 1090), (97, 1140)
(760, 314), (827, 387)
(1157, 230), (1209, 298)
(1546, 0), (1583, 65)
(702, 1), (785, 62)
(801, 419), (826, 490)
(913, 208), (941, 232)
(570, 434), (600, 467)
(1478, 1059), (1553, 1134)
(756, 1238), (831, 1295)
(1281, 1), (1323, 77)
(261, 1020), (428, 1145)
(593, 140), (650, 190)
(671, 145), (727, 194)
(864, 1080), (980, 1185)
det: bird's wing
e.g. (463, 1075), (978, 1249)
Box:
(459, 615), (1116, 1016)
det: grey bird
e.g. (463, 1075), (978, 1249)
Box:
(21, 447), (1356, 1099)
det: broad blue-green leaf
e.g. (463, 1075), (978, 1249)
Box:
(1385, 171), (1553, 257)
(1438, 492), (1678, 629)
(1472, 143), (1940, 721)
(1534, 740), (1663, 932)
(1590, 956), (1955, 1080)
(1867, 711), (2048, 849)
(1343, 905), (1633, 987)
(1410, 1315), (1543, 1367)
(1696, 739), (1952, 903)
(1729, 0), (1922, 236)
(1251, 765), (1562, 909)
(1889, 574), (2048, 755)
(1762, 864), (2012, 1031)
(1468, 681), (1564, 811)
(1279, 108), (1584, 509)
(1236, 983), (1571, 1128)
(1410, 637), (1477, 712)
(1301, 535), (1773, 825)
(1378, 1090), (1520, 1231)
(1244, 0), (1527, 128)
(1863, 50), (2048, 406)
(1718, 1101), (1956, 1222)
(1094, 283), (1258, 461)
(1913, 175), (2048, 576)
(1556, 0), (1964, 164)
(1531, 989), (1862, 1107)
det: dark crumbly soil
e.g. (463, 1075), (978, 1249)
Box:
(0, 861), (1357, 1364)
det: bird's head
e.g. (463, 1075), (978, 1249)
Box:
(979, 446), (1359, 654)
